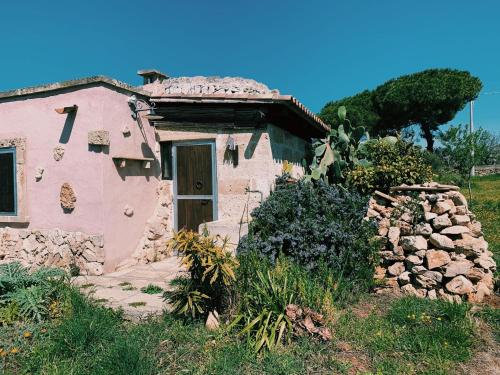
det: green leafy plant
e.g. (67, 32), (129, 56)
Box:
(347, 137), (433, 193)
(164, 230), (239, 318)
(140, 284), (164, 294)
(231, 257), (295, 352)
(0, 262), (68, 323)
(309, 106), (370, 184)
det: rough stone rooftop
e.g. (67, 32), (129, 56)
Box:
(148, 76), (280, 97)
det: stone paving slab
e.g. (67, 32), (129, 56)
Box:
(72, 256), (185, 320)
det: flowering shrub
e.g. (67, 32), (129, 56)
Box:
(238, 177), (378, 290)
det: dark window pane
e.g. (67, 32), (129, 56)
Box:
(160, 142), (173, 180)
(0, 150), (16, 214)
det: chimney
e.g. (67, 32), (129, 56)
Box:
(137, 69), (169, 84)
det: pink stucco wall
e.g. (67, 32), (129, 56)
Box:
(0, 85), (159, 271)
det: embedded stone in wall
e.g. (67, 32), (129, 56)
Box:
(53, 146), (65, 161)
(122, 126), (131, 136)
(88, 130), (110, 146)
(60, 183), (77, 211)
(124, 205), (134, 217)
(35, 167), (44, 181)
(0, 227), (104, 275)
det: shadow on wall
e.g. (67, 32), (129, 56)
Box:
(59, 110), (77, 144)
(267, 126), (306, 166)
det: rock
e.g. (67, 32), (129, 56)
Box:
(454, 235), (487, 257)
(466, 221), (482, 237)
(387, 227), (400, 249)
(401, 284), (418, 296)
(428, 289), (437, 300)
(424, 212), (438, 222)
(406, 255), (423, 267)
(397, 221), (413, 236)
(379, 251), (405, 261)
(411, 265), (428, 275)
(388, 262), (405, 276)
(443, 260), (473, 277)
(374, 266), (386, 280)
(467, 282), (491, 303)
(432, 214), (452, 230)
(429, 233), (454, 250)
(446, 276), (473, 295)
(85, 262), (103, 276)
(416, 272), (441, 289)
(60, 183), (77, 211)
(88, 130), (110, 146)
(466, 267), (486, 282)
(474, 255), (496, 271)
(414, 250), (427, 258)
(415, 223), (432, 237)
(448, 191), (468, 207)
(82, 248), (97, 262)
(425, 249), (451, 269)
(35, 167), (44, 181)
(398, 271), (411, 285)
(400, 212), (413, 223)
(440, 226), (470, 235)
(367, 208), (379, 218)
(53, 146), (65, 161)
(205, 310), (220, 331)
(385, 277), (399, 288)
(455, 206), (468, 215)
(451, 215), (470, 225)
(400, 236), (428, 252)
(432, 201), (453, 215)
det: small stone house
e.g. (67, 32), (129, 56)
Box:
(0, 70), (328, 274)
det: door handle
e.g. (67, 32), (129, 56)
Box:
(195, 181), (203, 190)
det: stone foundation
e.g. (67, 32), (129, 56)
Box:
(0, 227), (104, 275)
(370, 184), (496, 303)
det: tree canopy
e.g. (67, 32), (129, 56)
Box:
(373, 69), (482, 151)
(319, 69), (483, 151)
(319, 90), (380, 132)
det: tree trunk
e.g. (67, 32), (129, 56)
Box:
(421, 124), (434, 152)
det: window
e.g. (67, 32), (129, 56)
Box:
(160, 142), (173, 180)
(0, 147), (16, 215)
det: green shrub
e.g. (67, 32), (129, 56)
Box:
(347, 137), (433, 193)
(140, 284), (164, 294)
(238, 177), (378, 293)
(0, 262), (68, 323)
(164, 230), (239, 318)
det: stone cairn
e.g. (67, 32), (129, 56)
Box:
(368, 183), (496, 303)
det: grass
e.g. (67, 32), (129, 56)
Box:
(140, 284), (164, 294)
(128, 302), (147, 308)
(470, 174), (500, 274)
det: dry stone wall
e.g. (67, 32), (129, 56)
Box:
(370, 184), (496, 303)
(0, 227), (104, 275)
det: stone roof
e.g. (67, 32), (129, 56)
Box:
(147, 76), (279, 97)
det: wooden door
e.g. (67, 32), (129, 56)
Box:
(174, 142), (217, 231)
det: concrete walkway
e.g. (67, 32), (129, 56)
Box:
(72, 257), (185, 321)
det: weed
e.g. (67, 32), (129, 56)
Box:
(140, 284), (163, 294)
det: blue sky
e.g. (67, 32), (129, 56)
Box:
(1, 0), (499, 134)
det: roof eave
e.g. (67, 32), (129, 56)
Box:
(0, 76), (150, 100)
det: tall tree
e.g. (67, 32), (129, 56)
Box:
(372, 69), (482, 151)
(319, 90), (380, 132)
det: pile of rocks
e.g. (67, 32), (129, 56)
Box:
(368, 184), (496, 303)
(0, 227), (104, 275)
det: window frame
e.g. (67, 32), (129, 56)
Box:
(0, 147), (17, 216)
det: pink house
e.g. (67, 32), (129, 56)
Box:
(0, 70), (328, 274)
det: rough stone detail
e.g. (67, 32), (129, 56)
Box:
(53, 146), (65, 161)
(88, 130), (110, 146)
(0, 227), (104, 275)
(35, 167), (44, 181)
(368, 184), (495, 303)
(60, 183), (77, 211)
(119, 181), (173, 267)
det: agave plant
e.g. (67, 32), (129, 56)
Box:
(308, 106), (371, 184)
